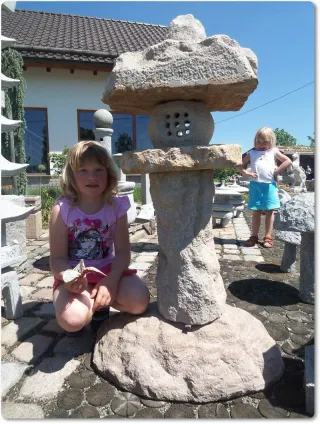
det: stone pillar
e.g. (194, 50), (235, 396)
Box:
(141, 173), (152, 204)
(112, 153), (126, 181)
(93, 109), (113, 155)
(151, 169), (226, 324)
(299, 233), (314, 304)
(93, 108), (137, 224)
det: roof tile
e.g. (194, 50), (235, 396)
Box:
(1, 9), (168, 64)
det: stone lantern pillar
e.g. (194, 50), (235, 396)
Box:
(93, 14), (284, 403)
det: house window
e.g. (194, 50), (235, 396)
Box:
(24, 108), (49, 174)
(77, 110), (96, 140)
(77, 110), (153, 152)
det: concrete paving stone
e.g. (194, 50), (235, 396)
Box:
(198, 403), (229, 418)
(36, 275), (54, 288)
(221, 255), (242, 261)
(19, 356), (80, 400)
(164, 404), (196, 418)
(243, 255), (264, 262)
(240, 247), (261, 255)
(1, 403), (44, 420)
(130, 262), (152, 271)
(42, 318), (65, 334)
(281, 340), (301, 356)
(224, 249), (240, 255)
(214, 244), (222, 250)
(285, 321), (312, 336)
(33, 302), (56, 318)
(138, 250), (158, 256)
(32, 240), (48, 246)
(134, 255), (156, 263)
(70, 405), (100, 418)
(20, 286), (37, 298)
(230, 403), (262, 418)
(19, 273), (44, 286)
(11, 334), (55, 364)
(267, 313), (287, 324)
(133, 408), (164, 418)
(286, 311), (313, 323)
(86, 382), (115, 406)
(1, 403), (45, 419)
(258, 398), (288, 418)
(69, 369), (97, 389)
(290, 333), (313, 346)
(53, 332), (94, 358)
(1, 362), (29, 397)
(38, 232), (49, 240)
(137, 238), (151, 243)
(1, 317), (44, 347)
(22, 299), (40, 313)
(57, 388), (84, 409)
(143, 244), (159, 251)
(31, 288), (53, 301)
(136, 270), (146, 278)
(264, 322), (290, 341)
(223, 244), (238, 249)
(111, 392), (142, 417)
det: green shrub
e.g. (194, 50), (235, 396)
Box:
(39, 186), (62, 227)
(49, 146), (70, 176)
(133, 186), (142, 204)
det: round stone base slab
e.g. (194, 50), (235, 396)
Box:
(92, 303), (284, 403)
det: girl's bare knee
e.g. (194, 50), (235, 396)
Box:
(57, 310), (91, 332)
(131, 287), (150, 315)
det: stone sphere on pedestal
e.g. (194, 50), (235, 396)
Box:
(148, 101), (214, 148)
(93, 109), (113, 128)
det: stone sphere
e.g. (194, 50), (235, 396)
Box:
(93, 109), (113, 128)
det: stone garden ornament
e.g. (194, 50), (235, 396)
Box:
(289, 152), (307, 193)
(93, 14), (284, 403)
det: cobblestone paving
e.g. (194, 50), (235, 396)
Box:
(1, 212), (313, 418)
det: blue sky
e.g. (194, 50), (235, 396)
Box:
(15, 0), (315, 154)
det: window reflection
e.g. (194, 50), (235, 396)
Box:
(136, 115), (152, 151)
(24, 108), (49, 173)
(78, 111), (95, 140)
(113, 114), (133, 153)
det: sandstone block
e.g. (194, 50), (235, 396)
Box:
(120, 144), (242, 174)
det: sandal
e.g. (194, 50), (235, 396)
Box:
(262, 235), (273, 248)
(245, 235), (259, 247)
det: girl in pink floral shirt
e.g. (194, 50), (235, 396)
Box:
(49, 141), (150, 332)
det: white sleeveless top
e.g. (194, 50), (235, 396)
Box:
(248, 148), (278, 183)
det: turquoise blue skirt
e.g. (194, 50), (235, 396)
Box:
(248, 181), (280, 210)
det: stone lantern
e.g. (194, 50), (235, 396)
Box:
(1, 34), (34, 319)
(93, 14), (284, 403)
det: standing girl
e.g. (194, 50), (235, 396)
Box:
(49, 141), (150, 332)
(238, 127), (292, 248)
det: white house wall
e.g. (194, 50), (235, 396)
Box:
(23, 67), (110, 153)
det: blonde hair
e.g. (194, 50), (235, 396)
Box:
(254, 127), (276, 149)
(60, 140), (119, 206)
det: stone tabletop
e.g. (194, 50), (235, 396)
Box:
(1, 210), (313, 418)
